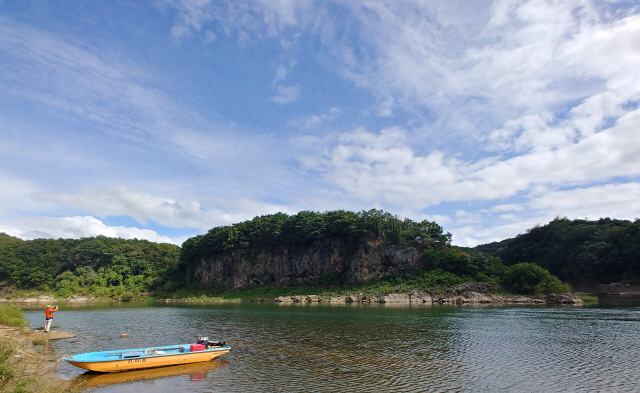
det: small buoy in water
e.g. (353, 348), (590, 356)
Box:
(120, 334), (128, 338)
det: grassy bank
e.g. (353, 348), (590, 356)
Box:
(0, 304), (83, 393)
(2, 268), (594, 304)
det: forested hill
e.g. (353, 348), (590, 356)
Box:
(478, 217), (640, 289)
(2, 214), (639, 299)
(0, 233), (180, 300)
(175, 210), (568, 295)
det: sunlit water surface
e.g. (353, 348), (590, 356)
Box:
(23, 302), (640, 392)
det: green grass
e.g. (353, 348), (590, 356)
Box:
(0, 305), (29, 328)
(575, 292), (598, 304)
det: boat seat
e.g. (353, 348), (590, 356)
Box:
(144, 348), (157, 356)
(122, 351), (144, 358)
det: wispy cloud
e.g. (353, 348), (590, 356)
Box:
(269, 84), (300, 104)
(291, 107), (341, 129)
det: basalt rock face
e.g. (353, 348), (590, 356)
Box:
(193, 238), (422, 290)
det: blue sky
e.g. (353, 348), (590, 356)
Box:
(1, 0), (640, 247)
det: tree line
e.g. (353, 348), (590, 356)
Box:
(2, 213), (636, 299)
(485, 217), (640, 289)
(0, 233), (180, 300)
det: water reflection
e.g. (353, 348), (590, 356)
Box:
(598, 295), (640, 307)
(77, 360), (228, 387)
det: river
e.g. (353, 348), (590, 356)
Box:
(23, 301), (640, 392)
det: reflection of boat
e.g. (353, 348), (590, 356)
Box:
(65, 338), (230, 372)
(77, 360), (228, 387)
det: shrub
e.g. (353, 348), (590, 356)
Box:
(0, 305), (28, 328)
(504, 262), (552, 294)
(120, 291), (136, 302)
(534, 275), (571, 294)
(91, 286), (111, 298)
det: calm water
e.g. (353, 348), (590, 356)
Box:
(23, 302), (640, 393)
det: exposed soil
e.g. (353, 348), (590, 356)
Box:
(0, 325), (77, 390)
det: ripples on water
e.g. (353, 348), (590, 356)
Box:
(24, 303), (640, 392)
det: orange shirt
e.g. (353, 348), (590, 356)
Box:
(45, 306), (58, 319)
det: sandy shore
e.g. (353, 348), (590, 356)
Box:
(0, 325), (77, 390)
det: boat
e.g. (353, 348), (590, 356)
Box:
(64, 337), (230, 373)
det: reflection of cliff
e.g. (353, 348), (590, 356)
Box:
(193, 238), (421, 290)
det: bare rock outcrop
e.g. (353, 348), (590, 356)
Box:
(274, 283), (583, 305)
(194, 238), (422, 291)
(596, 282), (640, 296)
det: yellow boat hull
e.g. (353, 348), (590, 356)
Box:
(66, 349), (230, 372)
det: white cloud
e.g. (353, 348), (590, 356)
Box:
(268, 84), (300, 104)
(486, 204), (525, 213)
(203, 30), (217, 44)
(450, 218), (544, 248)
(32, 186), (294, 231)
(168, 0), (213, 39)
(166, 0), (307, 41)
(0, 175), (38, 215)
(310, 94), (640, 204)
(454, 210), (483, 224)
(292, 107), (341, 129)
(33, 186), (233, 230)
(448, 182), (640, 247)
(528, 183), (640, 220)
(273, 65), (287, 83)
(7, 216), (180, 244)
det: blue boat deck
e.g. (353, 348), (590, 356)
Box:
(69, 344), (222, 362)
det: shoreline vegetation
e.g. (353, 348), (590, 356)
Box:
(0, 304), (81, 393)
(0, 281), (591, 306)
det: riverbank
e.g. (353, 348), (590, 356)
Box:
(0, 323), (80, 392)
(273, 283), (585, 305)
(0, 294), (107, 304)
(0, 283), (589, 306)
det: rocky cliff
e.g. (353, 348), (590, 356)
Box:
(193, 237), (422, 290)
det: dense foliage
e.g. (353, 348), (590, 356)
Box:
(0, 233), (180, 300)
(494, 217), (640, 288)
(181, 209), (451, 264)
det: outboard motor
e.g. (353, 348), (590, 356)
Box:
(198, 336), (226, 348)
(207, 340), (226, 348)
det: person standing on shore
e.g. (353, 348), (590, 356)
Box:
(44, 305), (58, 333)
